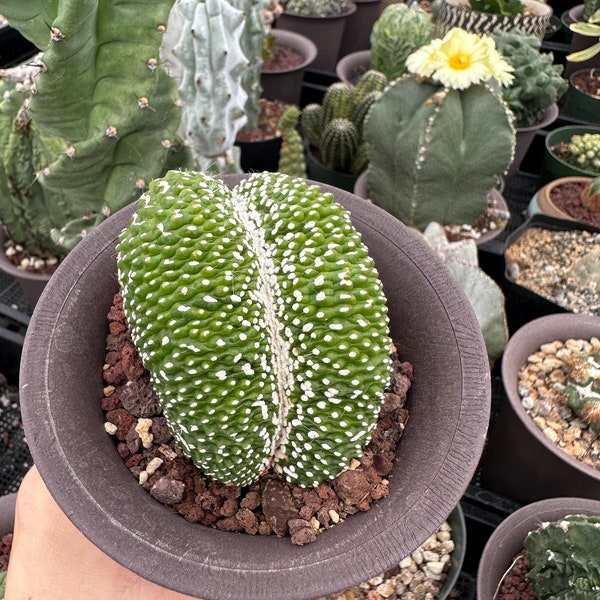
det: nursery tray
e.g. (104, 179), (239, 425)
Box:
(502, 214), (600, 331)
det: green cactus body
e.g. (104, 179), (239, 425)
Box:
(277, 105), (307, 178)
(299, 103), (322, 148)
(524, 514), (600, 599)
(351, 142), (369, 176)
(284, 0), (346, 16)
(363, 76), (515, 230)
(117, 170), (392, 488)
(369, 3), (433, 82)
(352, 70), (388, 105)
(0, 0), (188, 257)
(567, 134), (600, 174)
(351, 90), (382, 139)
(320, 118), (359, 172)
(319, 82), (355, 130)
(562, 350), (600, 432)
(161, 0), (248, 171)
(492, 28), (567, 128)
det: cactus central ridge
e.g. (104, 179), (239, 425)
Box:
(117, 171), (392, 488)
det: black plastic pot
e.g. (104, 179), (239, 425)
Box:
(0, 24), (36, 68)
(20, 174), (490, 600)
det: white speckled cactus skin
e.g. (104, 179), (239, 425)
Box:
(117, 171), (393, 488)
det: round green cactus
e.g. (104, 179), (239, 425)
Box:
(117, 171), (392, 488)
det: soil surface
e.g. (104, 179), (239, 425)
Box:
(495, 552), (536, 600)
(517, 336), (600, 472)
(3, 237), (59, 276)
(572, 68), (600, 99)
(102, 291), (412, 546)
(549, 180), (600, 228)
(235, 98), (288, 143)
(262, 42), (306, 72)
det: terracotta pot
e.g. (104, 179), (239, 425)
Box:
(20, 174), (490, 599)
(335, 49), (370, 85)
(562, 67), (600, 123)
(505, 102), (559, 181)
(275, 3), (357, 73)
(353, 171), (509, 247)
(0, 228), (51, 310)
(261, 29), (317, 106)
(337, 0), (381, 59)
(528, 175), (599, 227)
(435, 0), (553, 41)
(479, 313), (600, 503)
(477, 496), (600, 600)
(540, 124), (600, 185)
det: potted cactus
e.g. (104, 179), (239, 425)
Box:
(300, 72), (387, 191)
(360, 27), (515, 241)
(0, 0), (191, 306)
(565, 0), (600, 77)
(477, 497), (600, 599)
(491, 27), (567, 179)
(18, 170), (490, 599)
(275, 0), (357, 72)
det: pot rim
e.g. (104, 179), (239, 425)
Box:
(501, 313), (600, 481)
(282, 1), (357, 20)
(545, 124), (600, 177)
(20, 174), (490, 600)
(265, 28), (318, 74)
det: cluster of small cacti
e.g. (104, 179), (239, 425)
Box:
(492, 28), (567, 128)
(369, 3), (433, 82)
(524, 514), (600, 598)
(117, 170), (393, 489)
(582, 177), (600, 213)
(300, 71), (388, 175)
(0, 0), (189, 258)
(277, 105), (307, 178)
(160, 0), (249, 173)
(561, 347), (600, 432)
(564, 133), (600, 175)
(283, 0), (347, 16)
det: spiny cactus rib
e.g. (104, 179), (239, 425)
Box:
(299, 103), (322, 148)
(319, 82), (354, 129)
(320, 118), (359, 172)
(278, 105), (307, 178)
(117, 171), (392, 488)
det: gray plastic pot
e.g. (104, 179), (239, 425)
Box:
(20, 175), (490, 600)
(0, 493), (15, 538)
(477, 496), (600, 600)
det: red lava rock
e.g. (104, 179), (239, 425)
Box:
(105, 408), (137, 440)
(236, 507), (259, 534)
(150, 476), (186, 505)
(120, 376), (161, 417)
(496, 552), (536, 600)
(288, 518), (317, 545)
(334, 466), (380, 507)
(121, 342), (146, 381)
(262, 478), (299, 536)
(102, 361), (127, 386)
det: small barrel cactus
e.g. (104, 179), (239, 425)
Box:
(562, 349), (600, 432)
(565, 134), (600, 175)
(117, 170), (392, 488)
(582, 176), (600, 213)
(369, 3), (434, 81)
(524, 514), (600, 598)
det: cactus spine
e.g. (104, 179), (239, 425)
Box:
(161, 0), (248, 173)
(363, 76), (515, 229)
(277, 105), (307, 178)
(300, 71), (387, 175)
(524, 514), (600, 598)
(117, 170), (392, 488)
(0, 0), (188, 258)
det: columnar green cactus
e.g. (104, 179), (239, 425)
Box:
(564, 134), (600, 175)
(300, 71), (387, 175)
(117, 170), (393, 488)
(524, 514), (600, 598)
(562, 350), (600, 432)
(161, 0), (248, 173)
(277, 105), (307, 178)
(369, 3), (434, 81)
(363, 76), (515, 229)
(284, 0), (346, 16)
(0, 0), (188, 258)
(491, 28), (567, 128)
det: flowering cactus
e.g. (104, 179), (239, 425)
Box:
(524, 514), (600, 598)
(363, 28), (516, 230)
(117, 170), (392, 488)
(0, 0), (188, 258)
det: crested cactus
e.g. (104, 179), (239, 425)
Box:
(300, 71), (387, 175)
(283, 0), (346, 16)
(563, 134), (600, 175)
(161, 0), (248, 173)
(582, 177), (600, 213)
(277, 105), (307, 178)
(524, 514), (600, 598)
(363, 28), (515, 230)
(492, 28), (567, 128)
(369, 3), (434, 81)
(0, 0), (189, 258)
(117, 170), (393, 488)
(561, 347), (600, 432)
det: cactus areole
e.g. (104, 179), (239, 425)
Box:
(117, 171), (393, 488)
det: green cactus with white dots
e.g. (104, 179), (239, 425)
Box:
(117, 170), (393, 488)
